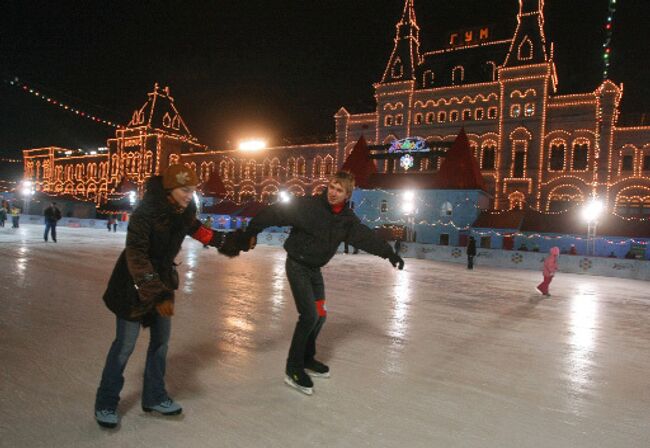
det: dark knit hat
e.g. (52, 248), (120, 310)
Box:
(162, 164), (199, 190)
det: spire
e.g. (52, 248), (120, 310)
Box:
(503, 0), (548, 67)
(127, 84), (194, 138)
(380, 0), (420, 83)
(437, 129), (486, 190)
(341, 136), (377, 189)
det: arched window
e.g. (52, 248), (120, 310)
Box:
(425, 112), (435, 124)
(384, 115), (393, 127)
(380, 199), (388, 213)
(287, 158), (296, 178)
(440, 201), (453, 216)
(324, 155), (334, 176)
(450, 111), (459, 122)
(462, 109), (472, 121)
(423, 70), (434, 88)
(391, 58), (403, 79)
(487, 107), (498, 119)
(313, 156), (323, 178)
(508, 192), (526, 210)
(481, 145), (496, 170)
(270, 158), (281, 179)
(452, 66), (465, 85)
(475, 108), (485, 120)
(394, 114), (404, 126)
(518, 37), (533, 61)
(549, 141), (566, 171)
(297, 157), (306, 176)
(510, 104), (522, 118)
(524, 103), (535, 117)
(438, 111), (447, 122)
(572, 140), (589, 171)
(414, 113), (423, 125)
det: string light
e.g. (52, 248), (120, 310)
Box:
(5, 77), (123, 129)
(602, 0), (617, 80)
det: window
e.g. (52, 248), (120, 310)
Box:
(395, 114), (404, 126)
(414, 113), (423, 125)
(384, 115), (393, 126)
(510, 104), (521, 118)
(439, 234), (450, 246)
(518, 38), (533, 61)
(482, 146), (496, 170)
(441, 201), (453, 216)
(622, 155), (634, 172)
(452, 66), (464, 85)
(463, 109), (472, 121)
(513, 151), (525, 178)
(487, 107), (497, 119)
(549, 144), (565, 171)
(380, 200), (388, 213)
(644, 155), (650, 171)
(423, 70), (434, 88)
(475, 108), (484, 120)
(450, 111), (459, 122)
(425, 112), (435, 124)
(572, 143), (589, 170)
(480, 236), (491, 249)
(524, 103), (535, 117)
(438, 111), (447, 122)
(391, 58), (403, 79)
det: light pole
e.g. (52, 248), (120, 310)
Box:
(401, 190), (416, 242)
(582, 198), (604, 256)
(20, 180), (34, 215)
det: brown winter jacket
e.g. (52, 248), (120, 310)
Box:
(102, 176), (205, 322)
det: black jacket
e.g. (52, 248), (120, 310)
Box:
(102, 176), (201, 321)
(44, 206), (62, 222)
(467, 238), (477, 256)
(247, 191), (394, 268)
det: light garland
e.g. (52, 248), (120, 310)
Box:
(602, 0), (617, 80)
(5, 78), (123, 129)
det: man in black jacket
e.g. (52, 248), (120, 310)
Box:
(43, 202), (62, 242)
(221, 172), (404, 395)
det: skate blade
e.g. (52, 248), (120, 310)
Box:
(284, 376), (313, 395)
(306, 370), (330, 378)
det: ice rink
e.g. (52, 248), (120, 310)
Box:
(1, 224), (649, 447)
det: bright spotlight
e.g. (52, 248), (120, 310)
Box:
(402, 201), (415, 214)
(128, 191), (137, 206)
(402, 190), (415, 201)
(582, 198), (603, 223)
(279, 191), (291, 203)
(238, 139), (267, 152)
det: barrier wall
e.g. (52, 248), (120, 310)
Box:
(12, 217), (649, 281)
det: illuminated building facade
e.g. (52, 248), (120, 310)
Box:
(23, 0), (650, 217)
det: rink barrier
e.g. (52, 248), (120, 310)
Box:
(12, 219), (649, 281)
(255, 231), (650, 282)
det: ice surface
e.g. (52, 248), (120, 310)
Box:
(1, 224), (649, 447)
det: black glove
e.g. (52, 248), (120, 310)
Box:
(208, 231), (224, 249)
(236, 230), (256, 252)
(218, 232), (241, 257)
(388, 252), (405, 270)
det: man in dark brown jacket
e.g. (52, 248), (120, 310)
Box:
(95, 164), (224, 428)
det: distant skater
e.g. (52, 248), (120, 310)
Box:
(536, 246), (559, 296)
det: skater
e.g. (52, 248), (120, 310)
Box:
(10, 206), (20, 228)
(43, 202), (62, 242)
(107, 215), (118, 232)
(202, 216), (214, 248)
(94, 164), (226, 428)
(0, 205), (6, 227)
(466, 236), (476, 270)
(220, 171), (404, 396)
(536, 246), (559, 296)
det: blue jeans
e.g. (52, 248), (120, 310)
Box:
(95, 315), (171, 410)
(44, 221), (57, 241)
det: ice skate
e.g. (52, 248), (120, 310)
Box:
(305, 359), (330, 378)
(284, 368), (313, 395)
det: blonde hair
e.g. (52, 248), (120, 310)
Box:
(330, 171), (355, 195)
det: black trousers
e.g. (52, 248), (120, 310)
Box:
(467, 255), (474, 269)
(285, 257), (326, 369)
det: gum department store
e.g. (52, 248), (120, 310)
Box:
(22, 0), (650, 216)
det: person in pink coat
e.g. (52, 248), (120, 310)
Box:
(536, 246), (559, 296)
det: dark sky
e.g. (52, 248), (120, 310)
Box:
(1, 0), (649, 158)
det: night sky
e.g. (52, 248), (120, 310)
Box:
(1, 0), (649, 159)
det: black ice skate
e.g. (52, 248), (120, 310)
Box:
(305, 359), (330, 378)
(284, 368), (313, 395)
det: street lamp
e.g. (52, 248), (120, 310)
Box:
(582, 198), (604, 256)
(128, 191), (137, 206)
(20, 180), (34, 215)
(238, 139), (267, 152)
(278, 190), (291, 203)
(401, 190), (416, 242)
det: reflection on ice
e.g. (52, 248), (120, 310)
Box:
(566, 282), (599, 401)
